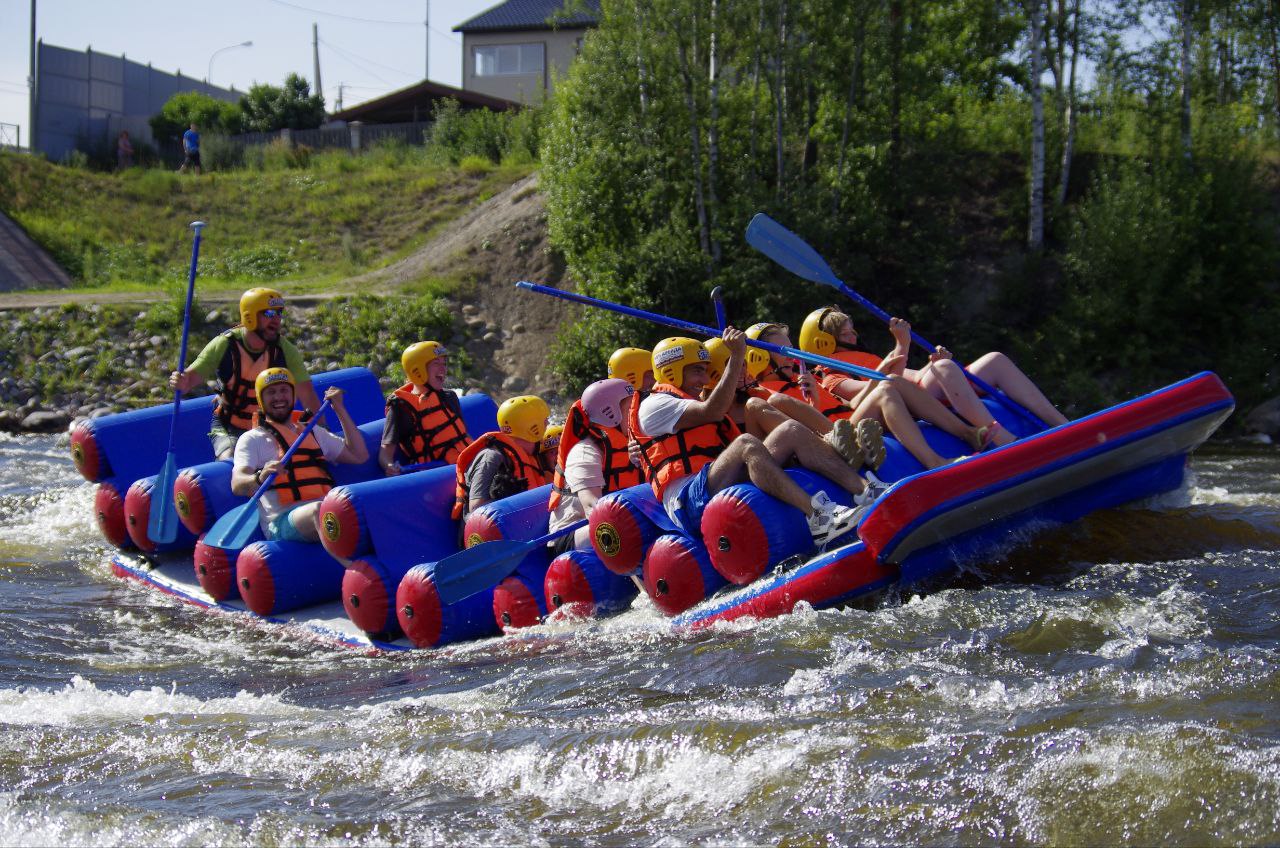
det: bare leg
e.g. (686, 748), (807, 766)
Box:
(291, 502), (323, 543)
(851, 383), (955, 469)
(915, 359), (1005, 436)
(762, 420), (867, 498)
(886, 375), (981, 446)
(742, 397), (793, 438)
(766, 392), (834, 434)
(706, 435), (813, 514)
(967, 351), (1069, 426)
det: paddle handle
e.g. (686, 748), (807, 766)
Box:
(164, 222), (206, 453)
(247, 399), (333, 502)
(517, 281), (886, 382)
(711, 286), (727, 331)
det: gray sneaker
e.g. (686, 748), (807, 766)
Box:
(824, 417), (861, 467)
(807, 497), (866, 546)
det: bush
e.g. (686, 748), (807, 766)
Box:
(428, 99), (541, 165)
(150, 91), (242, 143)
(202, 135), (244, 171)
(459, 155), (493, 175)
(307, 294), (456, 374)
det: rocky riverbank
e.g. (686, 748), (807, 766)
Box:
(0, 291), (571, 434)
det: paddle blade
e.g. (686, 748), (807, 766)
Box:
(204, 501), (262, 552)
(745, 213), (843, 289)
(146, 454), (180, 544)
(430, 538), (533, 606)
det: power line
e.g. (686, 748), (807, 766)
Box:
(263, 0), (419, 26)
(320, 37), (418, 80)
(321, 41), (393, 85)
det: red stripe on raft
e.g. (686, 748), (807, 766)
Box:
(236, 542), (277, 616)
(343, 558), (393, 635)
(69, 421), (105, 482)
(174, 469), (209, 535)
(545, 553), (593, 618)
(95, 480), (131, 549)
(702, 492), (771, 585)
(859, 373), (1232, 555)
(194, 537), (237, 601)
(318, 487), (363, 561)
(395, 567), (443, 648)
(123, 477), (157, 553)
(493, 576), (541, 631)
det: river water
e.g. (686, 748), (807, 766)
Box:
(0, 430), (1276, 846)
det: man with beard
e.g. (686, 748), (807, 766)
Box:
(170, 288), (321, 459)
(231, 368), (368, 542)
(379, 341), (471, 474)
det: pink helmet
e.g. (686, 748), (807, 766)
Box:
(581, 378), (634, 428)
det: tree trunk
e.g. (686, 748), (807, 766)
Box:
(749, 0), (765, 167)
(676, 29), (711, 266)
(1056, 0), (1080, 207)
(888, 0), (904, 186)
(1179, 0), (1193, 161)
(1270, 0), (1280, 128)
(833, 11), (867, 215)
(774, 0), (788, 200)
(634, 0), (649, 113)
(1028, 0), (1046, 250)
(708, 0), (721, 265)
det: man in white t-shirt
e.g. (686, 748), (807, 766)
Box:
(634, 329), (882, 547)
(547, 378), (644, 552)
(231, 368), (369, 543)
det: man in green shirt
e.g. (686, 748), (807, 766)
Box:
(169, 288), (320, 459)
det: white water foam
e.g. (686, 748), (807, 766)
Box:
(0, 675), (310, 728)
(0, 482), (100, 552)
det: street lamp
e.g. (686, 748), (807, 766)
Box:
(208, 40), (253, 85)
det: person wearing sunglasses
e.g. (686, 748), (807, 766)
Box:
(169, 287), (319, 459)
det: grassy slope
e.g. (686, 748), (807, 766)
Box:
(0, 150), (535, 295)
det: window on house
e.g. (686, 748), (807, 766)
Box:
(474, 43), (545, 76)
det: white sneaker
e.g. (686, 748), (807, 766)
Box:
(807, 498), (865, 546)
(854, 478), (888, 507)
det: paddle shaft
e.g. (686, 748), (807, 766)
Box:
(711, 286), (727, 331)
(516, 281), (887, 382)
(163, 223), (205, 453)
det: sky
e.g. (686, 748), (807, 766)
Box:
(0, 0), (501, 145)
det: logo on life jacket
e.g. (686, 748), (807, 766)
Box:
(175, 490), (190, 519)
(594, 522), (622, 557)
(322, 511), (341, 542)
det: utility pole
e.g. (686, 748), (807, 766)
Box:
(28, 0), (36, 152)
(313, 22), (323, 100)
(424, 0), (430, 80)
(336, 83), (345, 112)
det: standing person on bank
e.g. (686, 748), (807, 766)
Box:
(379, 341), (471, 475)
(169, 288), (320, 460)
(178, 123), (202, 174)
(231, 368), (368, 542)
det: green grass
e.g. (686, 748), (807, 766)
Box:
(0, 150), (534, 292)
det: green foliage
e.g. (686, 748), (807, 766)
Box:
(201, 135), (244, 171)
(239, 73), (326, 132)
(428, 99), (543, 165)
(306, 294), (455, 372)
(149, 91), (242, 143)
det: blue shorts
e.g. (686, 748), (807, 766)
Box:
(667, 466), (713, 537)
(266, 504), (309, 542)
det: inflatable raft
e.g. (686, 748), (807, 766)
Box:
(88, 368), (1233, 650)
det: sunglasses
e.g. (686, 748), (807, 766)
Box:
(261, 309), (285, 319)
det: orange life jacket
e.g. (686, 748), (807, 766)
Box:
(215, 330), (287, 430)
(255, 411), (335, 506)
(451, 432), (549, 520)
(386, 383), (471, 465)
(760, 365), (851, 422)
(814, 349), (884, 398)
(547, 402), (643, 511)
(630, 384), (740, 499)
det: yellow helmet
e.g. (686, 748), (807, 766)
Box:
(498, 395), (550, 443)
(744, 347), (773, 380)
(540, 423), (564, 454)
(651, 337), (710, 387)
(704, 337), (731, 389)
(401, 341), (447, 386)
(239, 288), (285, 331)
(608, 347), (652, 391)
(799, 307), (840, 355)
(253, 366), (295, 400)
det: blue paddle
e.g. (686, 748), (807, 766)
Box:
(204, 398), (333, 551)
(744, 213), (1048, 430)
(515, 282), (888, 382)
(430, 519), (588, 606)
(148, 221), (206, 544)
(711, 285), (728, 331)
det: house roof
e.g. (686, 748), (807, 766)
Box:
(329, 79), (518, 124)
(454, 0), (600, 34)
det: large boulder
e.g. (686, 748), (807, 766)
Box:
(1244, 395), (1280, 436)
(21, 409), (71, 432)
